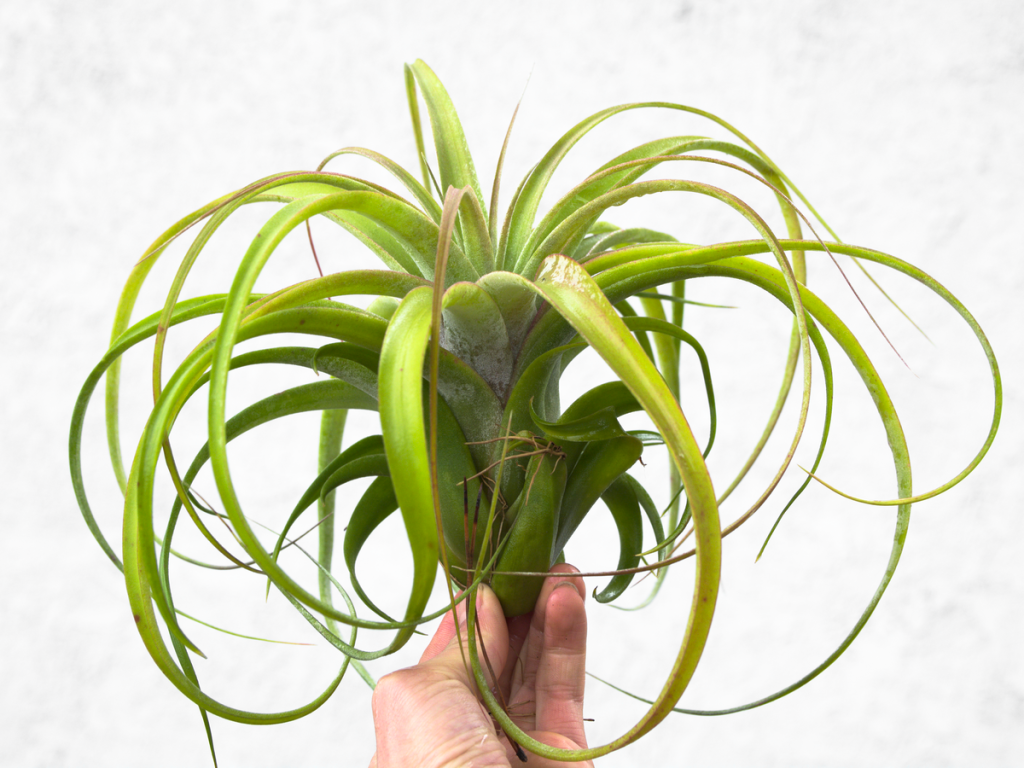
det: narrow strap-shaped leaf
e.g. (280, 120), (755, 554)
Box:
(166, 343), (380, 576)
(134, 308), (397, 640)
(149, 176), (384, 391)
(573, 189), (822, 544)
(637, 295), (679, 428)
(614, 299), (656, 361)
(191, 345), (380, 403)
(329, 191), (480, 283)
(376, 286), (440, 647)
(475, 254), (722, 760)
(570, 220), (625, 260)
(431, 383), (490, 576)
(132, 204), (407, 573)
(245, 273), (504, 472)
(560, 380), (643, 421)
(404, 63), (432, 194)
(161, 381), (382, 623)
(123, 448), (352, 723)
(715, 162), (806, 509)
(622, 316), (717, 459)
(600, 258), (835, 553)
(269, 437), (387, 567)
(585, 227), (677, 257)
(270, 188), (482, 283)
(154, 368), (454, 638)
(554, 138), (801, 267)
(654, 310), (829, 552)
(521, 170), (801, 283)
(169, 632), (218, 767)
(637, 289), (685, 538)
(502, 102), (651, 267)
(489, 94), (523, 249)
(429, 187), (492, 614)
(591, 239), (1000, 504)
(272, 197), (414, 275)
(757, 318), (834, 559)
(500, 340), (585, 503)
(555, 435), (644, 557)
(105, 178), (278, 489)
(196, 198), (467, 633)
(490, 450), (567, 616)
(594, 477), (644, 604)
(519, 239), (808, 387)
(495, 161), (538, 271)
(343, 476), (401, 621)
(317, 146), (442, 222)
(266, 519), (383, 664)
(151, 295), (385, 584)
(159, 376), (471, 640)
(531, 402), (629, 443)
(503, 98), (838, 270)
(594, 253), (913, 716)
(500, 104), (740, 267)
(609, 474), (671, 611)
(455, 185), (495, 275)
(520, 136), (710, 266)
(71, 295), (232, 570)
(408, 60), (486, 228)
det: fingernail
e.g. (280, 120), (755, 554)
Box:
(553, 580), (580, 597)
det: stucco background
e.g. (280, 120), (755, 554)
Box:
(2, 1), (1021, 765)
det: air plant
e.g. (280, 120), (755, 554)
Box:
(69, 60), (1001, 763)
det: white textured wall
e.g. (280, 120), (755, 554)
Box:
(2, 1), (1022, 765)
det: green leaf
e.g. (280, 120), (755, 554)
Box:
(530, 402), (629, 443)
(628, 430), (664, 445)
(270, 436), (388, 576)
(71, 294), (233, 571)
(501, 100), (820, 272)
(404, 63), (432, 194)
(317, 408), (348, 637)
(594, 477), (644, 604)
(441, 280), (511, 398)
(594, 239), (1000, 505)
(318, 146), (442, 222)
(555, 435), (644, 556)
(622, 315), (717, 459)
(612, 475), (670, 610)
(123, 448), (352, 724)
(511, 254), (720, 755)
(343, 476), (400, 622)
(377, 286), (441, 647)
(491, 450), (567, 616)
(408, 60), (488, 246)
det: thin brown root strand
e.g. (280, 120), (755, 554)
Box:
(305, 220), (324, 278)
(459, 439), (565, 487)
(465, 435), (538, 445)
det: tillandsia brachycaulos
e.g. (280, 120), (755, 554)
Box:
(70, 59), (1001, 762)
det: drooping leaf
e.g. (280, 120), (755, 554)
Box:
(593, 477), (644, 604)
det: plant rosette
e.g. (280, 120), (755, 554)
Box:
(70, 60), (1001, 763)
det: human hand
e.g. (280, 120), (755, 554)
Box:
(369, 564), (592, 767)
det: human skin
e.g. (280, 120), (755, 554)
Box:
(369, 564), (592, 767)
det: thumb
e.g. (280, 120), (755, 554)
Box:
(422, 585), (511, 691)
